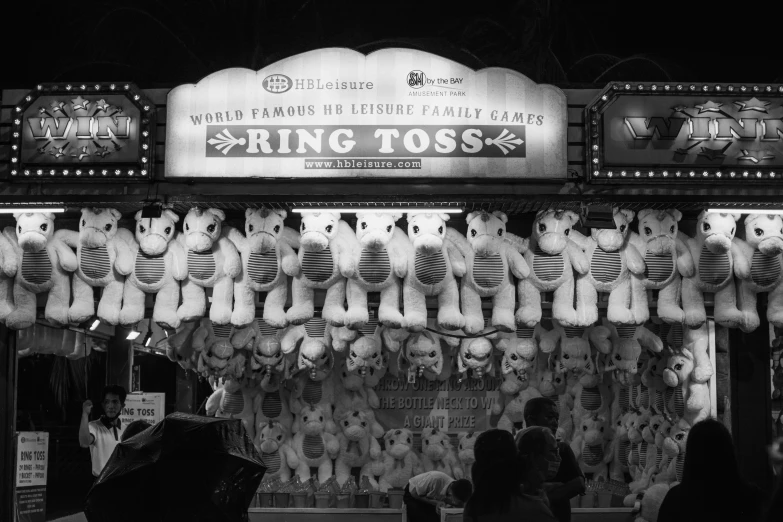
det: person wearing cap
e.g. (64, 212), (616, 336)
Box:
(523, 397), (584, 522)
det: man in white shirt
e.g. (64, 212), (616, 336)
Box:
(79, 385), (127, 478)
(404, 471), (472, 522)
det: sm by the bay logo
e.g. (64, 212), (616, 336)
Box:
(205, 125), (525, 158)
(20, 94), (141, 165)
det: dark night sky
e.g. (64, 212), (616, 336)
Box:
(3, 0), (783, 88)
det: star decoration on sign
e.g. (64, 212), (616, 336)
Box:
(94, 145), (111, 158)
(737, 149), (776, 163)
(698, 146), (727, 160)
(50, 100), (65, 113)
(671, 105), (690, 113)
(71, 96), (90, 111)
(734, 97), (771, 113)
(36, 145), (48, 155)
(49, 144), (69, 158)
(695, 100), (723, 113)
(38, 106), (48, 115)
(71, 146), (90, 160)
(94, 99), (110, 111)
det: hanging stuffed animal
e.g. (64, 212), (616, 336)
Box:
(456, 335), (495, 381)
(662, 418), (690, 486)
(378, 428), (424, 492)
(641, 352), (671, 416)
(570, 414), (612, 481)
(344, 318), (386, 378)
(631, 408), (667, 492)
(451, 211), (529, 334)
(627, 408), (654, 485)
(651, 413), (677, 485)
(420, 427), (464, 479)
(120, 209), (187, 329)
(734, 214), (783, 332)
(572, 208), (647, 326)
(228, 208), (300, 328)
(396, 326), (457, 382)
(160, 319), (199, 368)
(609, 411), (634, 482)
(333, 364), (385, 438)
(206, 378), (258, 441)
(334, 408), (383, 488)
(291, 404), (340, 483)
(457, 431), (480, 482)
(345, 212), (410, 329)
(602, 320), (663, 384)
(537, 357), (575, 443)
(64, 208), (134, 325)
(495, 373), (543, 433)
(2, 212), (77, 329)
(663, 347), (711, 426)
(630, 209), (695, 325)
(403, 212), (467, 331)
(195, 320), (246, 381)
(496, 325), (546, 376)
(231, 319), (289, 386)
(0, 231), (18, 323)
(681, 211), (749, 328)
(177, 208), (240, 324)
(517, 210), (589, 327)
(287, 212), (359, 326)
(251, 357), (294, 433)
(542, 323), (607, 376)
(255, 421), (299, 483)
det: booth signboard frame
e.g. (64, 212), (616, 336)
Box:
(15, 431), (48, 522)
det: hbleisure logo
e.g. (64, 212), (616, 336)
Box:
(262, 74), (293, 94)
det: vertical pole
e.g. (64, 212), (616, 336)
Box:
(107, 325), (133, 390)
(730, 317), (774, 490)
(0, 325), (18, 522)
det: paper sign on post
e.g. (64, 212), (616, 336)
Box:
(120, 392), (165, 427)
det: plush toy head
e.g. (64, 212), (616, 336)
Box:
(696, 211), (741, 254)
(134, 209), (179, 255)
(538, 367), (567, 397)
(245, 208), (288, 253)
(643, 410), (665, 445)
(79, 208), (122, 248)
(457, 337), (494, 378)
(402, 331), (444, 378)
(663, 419), (690, 459)
(295, 404), (328, 436)
(533, 209), (580, 254)
(641, 353), (667, 391)
(257, 420), (290, 453)
(346, 335), (384, 377)
(663, 348), (694, 388)
(183, 207), (225, 252)
(579, 415), (608, 446)
(356, 212), (402, 252)
(384, 428), (414, 459)
(299, 212), (340, 251)
(591, 208), (634, 251)
(297, 336), (333, 381)
(421, 427), (453, 461)
(407, 213), (450, 256)
(500, 367), (531, 395)
(501, 338), (537, 374)
(14, 212), (56, 252)
(363, 349), (389, 387)
(457, 432), (479, 466)
(465, 211), (508, 257)
(744, 214), (783, 255)
(628, 410), (650, 445)
(336, 409), (373, 441)
(558, 337), (592, 374)
(609, 338), (642, 376)
(637, 209), (682, 255)
(654, 414), (674, 449)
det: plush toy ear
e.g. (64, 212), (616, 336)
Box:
(391, 213), (403, 222)
(637, 209), (655, 222)
(439, 214), (451, 222)
(273, 209), (288, 220)
(730, 213), (742, 222)
(669, 209), (683, 222)
(563, 210), (580, 227)
(134, 210), (144, 222)
(466, 211), (481, 224)
(162, 210), (180, 224)
(492, 211), (509, 224)
(617, 208), (635, 223)
(208, 208), (226, 222)
(245, 208), (256, 219)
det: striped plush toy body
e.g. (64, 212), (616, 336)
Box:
(681, 211), (747, 328)
(734, 213), (783, 332)
(63, 208), (135, 326)
(571, 208), (647, 326)
(630, 209), (695, 325)
(403, 212), (467, 331)
(345, 212), (411, 330)
(3, 212), (77, 330)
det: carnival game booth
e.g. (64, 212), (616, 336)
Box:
(0, 47), (778, 522)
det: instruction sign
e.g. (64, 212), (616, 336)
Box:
(16, 431), (48, 522)
(120, 392), (165, 427)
